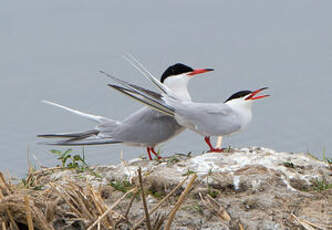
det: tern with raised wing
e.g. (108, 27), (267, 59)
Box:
(38, 61), (213, 160)
(105, 72), (269, 152)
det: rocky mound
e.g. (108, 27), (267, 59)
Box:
(0, 147), (331, 229)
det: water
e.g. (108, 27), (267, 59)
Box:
(1, 1), (331, 176)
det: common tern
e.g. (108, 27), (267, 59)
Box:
(38, 62), (213, 159)
(105, 73), (269, 152)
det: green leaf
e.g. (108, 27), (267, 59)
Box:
(50, 149), (62, 155)
(73, 155), (83, 161)
(64, 149), (73, 155)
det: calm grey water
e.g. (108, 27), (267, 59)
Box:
(1, 1), (331, 176)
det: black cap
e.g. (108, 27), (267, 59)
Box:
(160, 63), (194, 83)
(224, 90), (252, 103)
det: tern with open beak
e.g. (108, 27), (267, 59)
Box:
(105, 72), (269, 152)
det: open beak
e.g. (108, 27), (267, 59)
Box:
(245, 87), (270, 100)
(187, 68), (214, 76)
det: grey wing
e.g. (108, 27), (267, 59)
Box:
(39, 120), (122, 145)
(109, 107), (184, 147)
(39, 137), (122, 146)
(174, 102), (241, 136)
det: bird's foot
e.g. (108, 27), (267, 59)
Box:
(207, 148), (225, 153)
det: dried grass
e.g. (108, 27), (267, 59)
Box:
(0, 168), (199, 230)
(0, 170), (125, 229)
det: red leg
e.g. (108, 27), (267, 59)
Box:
(146, 147), (153, 160)
(204, 136), (214, 151)
(204, 136), (224, 152)
(150, 147), (162, 159)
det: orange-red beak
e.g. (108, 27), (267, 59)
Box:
(187, 68), (214, 76)
(245, 87), (270, 100)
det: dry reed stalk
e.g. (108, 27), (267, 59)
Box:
(88, 185), (104, 213)
(300, 219), (326, 230)
(49, 182), (82, 216)
(0, 172), (11, 195)
(65, 184), (95, 220)
(124, 190), (139, 219)
(70, 182), (116, 226)
(24, 196), (34, 230)
(199, 193), (231, 222)
(87, 187), (137, 230)
(30, 202), (55, 230)
(5, 209), (19, 230)
(151, 213), (166, 230)
(164, 174), (197, 230)
(1, 221), (6, 230)
(132, 175), (189, 230)
(88, 184), (114, 229)
(239, 223), (244, 230)
(291, 214), (325, 230)
(138, 167), (152, 230)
